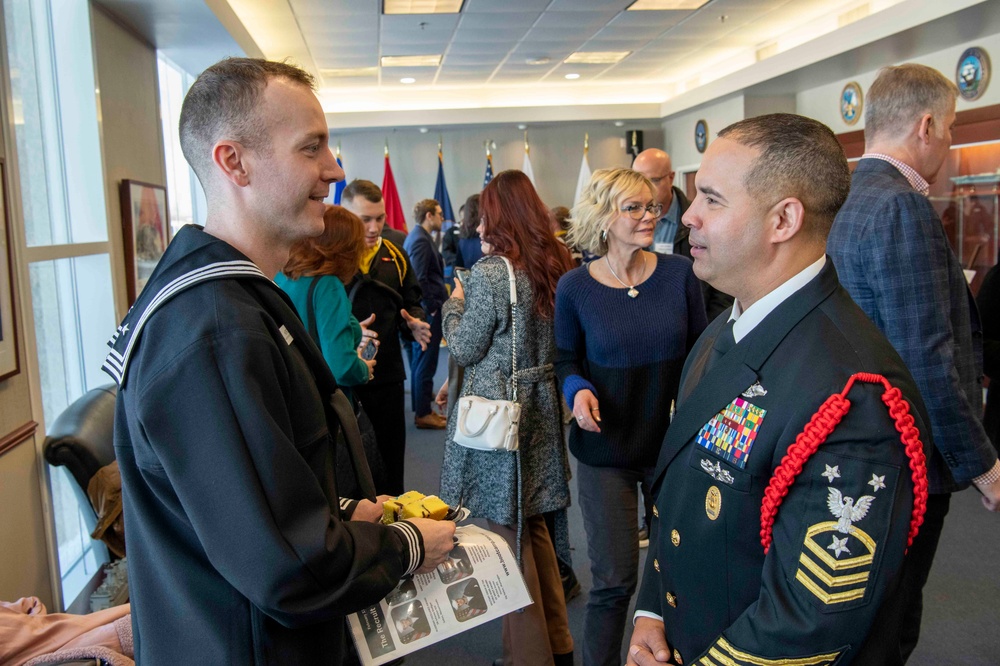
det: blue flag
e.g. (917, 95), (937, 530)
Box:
(333, 155), (346, 204)
(434, 151), (456, 229)
(483, 155), (493, 188)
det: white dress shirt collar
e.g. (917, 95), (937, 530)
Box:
(729, 256), (826, 343)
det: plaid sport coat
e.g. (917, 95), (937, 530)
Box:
(828, 157), (996, 493)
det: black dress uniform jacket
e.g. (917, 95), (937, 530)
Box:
(634, 260), (932, 665)
(346, 239), (425, 386)
(103, 226), (421, 665)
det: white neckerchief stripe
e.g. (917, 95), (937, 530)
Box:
(103, 260), (268, 386)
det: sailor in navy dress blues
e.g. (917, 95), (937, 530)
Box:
(628, 114), (931, 666)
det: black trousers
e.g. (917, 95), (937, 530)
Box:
(853, 492), (951, 664)
(353, 380), (407, 496)
(899, 492), (951, 661)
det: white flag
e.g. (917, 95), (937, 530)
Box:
(522, 150), (535, 185)
(574, 151), (592, 207)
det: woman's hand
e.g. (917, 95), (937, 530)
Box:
(435, 380), (450, 415)
(358, 313), (379, 344)
(361, 356), (376, 382)
(450, 279), (465, 300)
(572, 390), (602, 433)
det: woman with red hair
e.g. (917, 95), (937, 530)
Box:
(276, 205), (377, 398)
(440, 170), (576, 666)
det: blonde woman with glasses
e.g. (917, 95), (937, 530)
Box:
(555, 167), (707, 666)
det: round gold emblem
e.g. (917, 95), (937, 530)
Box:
(705, 485), (722, 520)
(671, 529), (681, 547)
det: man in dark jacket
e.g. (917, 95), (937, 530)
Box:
(103, 58), (454, 665)
(634, 148), (733, 322)
(404, 199), (449, 429)
(628, 114), (930, 666)
(827, 64), (999, 660)
(343, 179), (432, 494)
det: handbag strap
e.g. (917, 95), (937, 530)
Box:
(498, 256), (519, 402)
(459, 256), (520, 402)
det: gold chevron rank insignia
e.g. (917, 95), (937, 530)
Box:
(701, 637), (842, 665)
(795, 520), (876, 606)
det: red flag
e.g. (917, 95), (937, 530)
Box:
(382, 154), (407, 233)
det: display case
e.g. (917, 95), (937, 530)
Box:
(926, 138), (1000, 296)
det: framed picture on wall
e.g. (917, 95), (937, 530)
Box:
(120, 180), (170, 305)
(0, 158), (19, 382)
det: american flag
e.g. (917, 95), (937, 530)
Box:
(483, 154), (493, 188)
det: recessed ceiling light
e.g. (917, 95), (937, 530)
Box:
(564, 51), (631, 65)
(517, 124), (527, 130)
(383, 0), (464, 14)
(614, 120), (625, 127)
(401, 77), (417, 84)
(419, 127), (429, 133)
(320, 67), (379, 78)
(381, 55), (443, 67)
(525, 57), (551, 66)
(565, 73), (580, 80)
(627, 0), (710, 9)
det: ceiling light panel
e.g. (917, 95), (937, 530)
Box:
(462, 0), (550, 12)
(564, 51), (631, 64)
(380, 54), (443, 66)
(320, 67), (380, 78)
(383, 0), (465, 14)
(628, 0), (710, 9)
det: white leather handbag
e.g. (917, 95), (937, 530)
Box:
(452, 256), (521, 453)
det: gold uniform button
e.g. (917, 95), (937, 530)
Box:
(652, 504), (659, 518)
(653, 558), (660, 572)
(665, 592), (677, 608)
(673, 648), (683, 664)
(671, 529), (680, 547)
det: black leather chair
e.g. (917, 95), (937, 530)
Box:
(42, 384), (118, 540)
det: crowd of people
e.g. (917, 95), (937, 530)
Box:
(99, 55), (999, 666)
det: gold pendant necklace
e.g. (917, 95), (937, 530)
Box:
(606, 253), (647, 298)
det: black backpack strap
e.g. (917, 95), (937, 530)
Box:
(306, 276), (321, 345)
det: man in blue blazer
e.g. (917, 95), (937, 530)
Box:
(828, 63), (1000, 661)
(404, 199), (449, 429)
(628, 114), (931, 666)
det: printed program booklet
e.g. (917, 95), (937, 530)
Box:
(348, 524), (531, 665)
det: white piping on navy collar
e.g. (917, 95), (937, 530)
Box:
(102, 260), (268, 386)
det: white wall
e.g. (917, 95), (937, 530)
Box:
(661, 94), (745, 173)
(798, 31), (1000, 133)
(332, 122), (664, 224)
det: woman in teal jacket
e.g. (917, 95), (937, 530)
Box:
(276, 205), (376, 399)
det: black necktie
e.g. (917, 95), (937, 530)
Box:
(705, 319), (737, 373)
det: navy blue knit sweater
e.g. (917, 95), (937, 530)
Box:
(554, 253), (708, 469)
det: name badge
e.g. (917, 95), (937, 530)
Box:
(654, 242), (674, 255)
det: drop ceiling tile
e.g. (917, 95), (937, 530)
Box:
(458, 12), (540, 29)
(605, 8), (690, 27)
(452, 26), (528, 43)
(578, 38), (643, 51)
(445, 53), (506, 66)
(533, 10), (619, 29)
(381, 14), (461, 31)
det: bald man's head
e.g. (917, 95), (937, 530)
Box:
(633, 148), (675, 209)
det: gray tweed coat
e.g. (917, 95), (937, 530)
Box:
(440, 254), (571, 528)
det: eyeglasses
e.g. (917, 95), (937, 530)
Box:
(620, 203), (663, 220)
